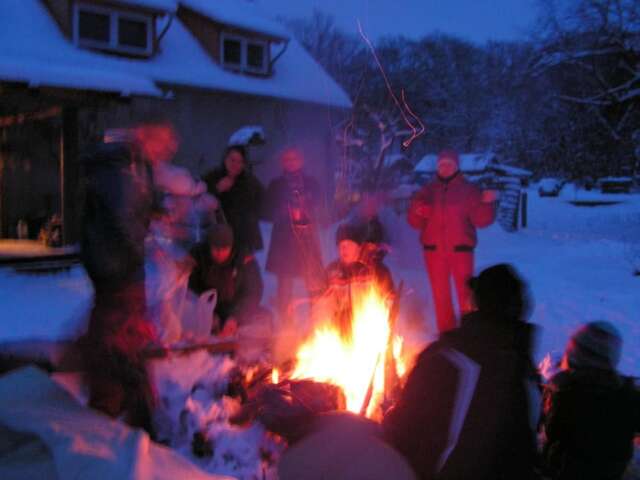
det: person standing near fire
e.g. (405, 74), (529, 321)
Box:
(203, 145), (265, 254)
(78, 116), (179, 435)
(407, 149), (497, 333)
(264, 148), (327, 323)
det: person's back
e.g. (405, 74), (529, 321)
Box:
(543, 322), (640, 480)
(383, 264), (540, 480)
(385, 311), (540, 480)
(77, 120), (178, 435)
(81, 141), (153, 285)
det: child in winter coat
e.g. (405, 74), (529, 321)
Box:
(320, 223), (373, 336)
(350, 191), (395, 300)
(542, 321), (640, 480)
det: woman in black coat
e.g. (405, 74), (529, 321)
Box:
(203, 145), (265, 253)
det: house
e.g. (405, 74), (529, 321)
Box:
(414, 152), (532, 186)
(0, 0), (351, 249)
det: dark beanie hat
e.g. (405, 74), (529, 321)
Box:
(336, 223), (363, 245)
(566, 321), (622, 370)
(208, 223), (234, 248)
(468, 263), (529, 319)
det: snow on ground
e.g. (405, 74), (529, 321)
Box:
(150, 351), (283, 479)
(0, 184), (639, 478)
(382, 185), (640, 375)
(0, 265), (92, 342)
(0, 185), (639, 375)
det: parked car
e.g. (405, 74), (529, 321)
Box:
(597, 177), (633, 194)
(538, 178), (563, 197)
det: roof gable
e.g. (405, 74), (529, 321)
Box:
(415, 153), (497, 173)
(179, 0), (288, 41)
(0, 0), (351, 108)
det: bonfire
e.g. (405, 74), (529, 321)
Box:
(276, 282), (407, 420)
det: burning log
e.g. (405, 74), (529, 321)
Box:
(231, 379), (346, 442)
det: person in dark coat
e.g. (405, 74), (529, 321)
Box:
(408, 150), (497, 333)
(383, 263), (541, 480)
(203, 145), (265, 253)
(323, 223), (373, 335)
(189, 223), (264, 337)
(79, 119), (178, 434)
(542, 321), (640, 480)
(264, 148), (327, 320)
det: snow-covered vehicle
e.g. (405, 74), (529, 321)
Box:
(597, 176), (633, 194)
(538, 178), (563, 197)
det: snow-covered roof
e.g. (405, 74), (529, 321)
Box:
(415, 152), (497, 174)
(0, 0), (351, 108)
(111, 0), (178, 13)
(492, 163), (533, 177)
(228, 126), (266, 146)
(384, 153), (407, 167)
(599, 176), (633, 183)
(180, 0), (289, 40)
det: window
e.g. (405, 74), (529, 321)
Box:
(78, 10), (110, 43)
(247, 42), (266, 71)
(73, 3), (153, 56)
(220, 33), (269, 75)
(222, 37), (242, 68)
(118, 17), (148, 49)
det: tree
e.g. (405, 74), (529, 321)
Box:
(532, 0), (640, 175)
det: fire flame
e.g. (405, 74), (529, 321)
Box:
(290, 286), (405, 419)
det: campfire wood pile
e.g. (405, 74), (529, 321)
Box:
(230, 281), (408, 441)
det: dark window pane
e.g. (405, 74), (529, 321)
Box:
(247, 43), (265, 69)
(78, 10), (110, 43)
(223, 39), (242, 65)
(118, 17), (148, 49)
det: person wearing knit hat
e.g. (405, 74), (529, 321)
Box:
(321, 223), (373, 335)
(564, 321), (622, 371)
(189, 223), (264, 337)
(407, 149), (498, 333)
(542, 321), (639, 480)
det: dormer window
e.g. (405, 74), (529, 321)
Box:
(73, 2), (153, 56)
(221, 33), (269, 75)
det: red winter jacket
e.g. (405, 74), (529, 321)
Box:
(407, 174), (495, 251)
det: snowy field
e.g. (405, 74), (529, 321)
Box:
(0, 185), (639, 377)
(384, 184), (640, 375)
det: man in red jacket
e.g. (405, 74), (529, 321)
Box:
(408, 150), (497, 332)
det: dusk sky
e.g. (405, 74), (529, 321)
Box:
(259, 0), (539, 44)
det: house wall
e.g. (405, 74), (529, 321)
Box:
(95, 89), (346, 200)
(0, 116), (62, 240)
